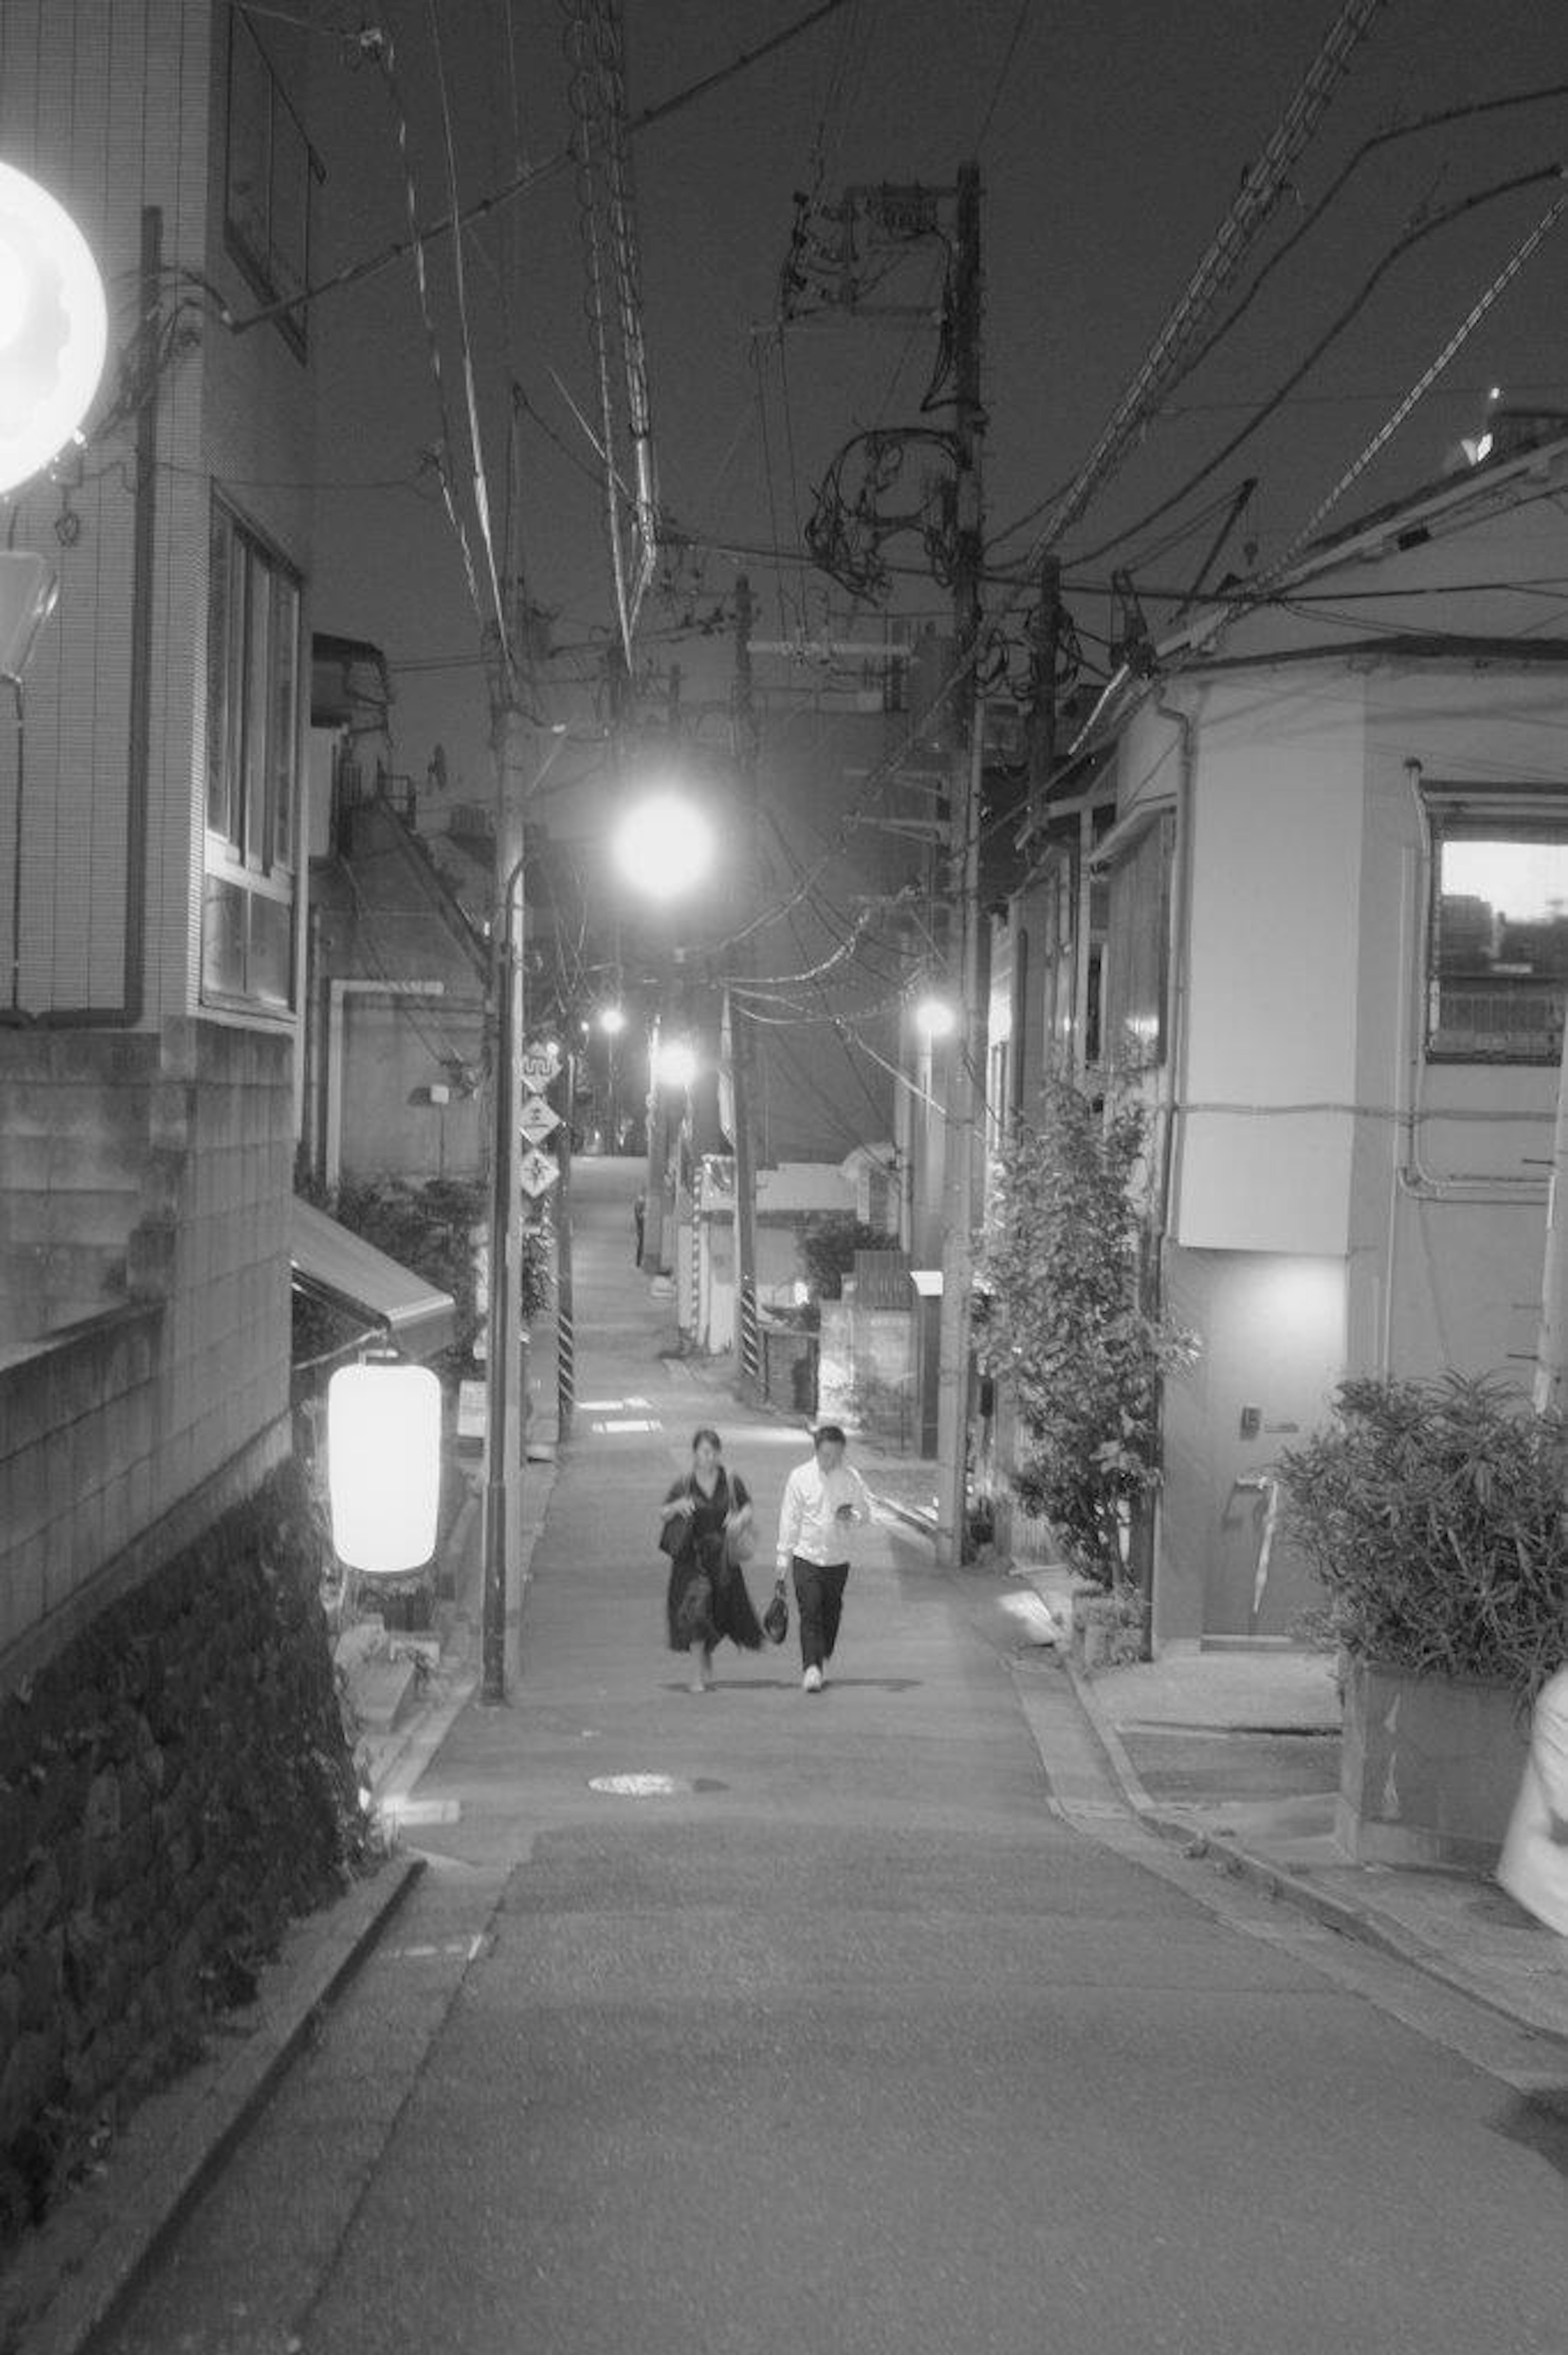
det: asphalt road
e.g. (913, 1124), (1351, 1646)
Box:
(91, 1162), (1568, 2355)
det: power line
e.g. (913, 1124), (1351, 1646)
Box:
(225, 0), (861, 337)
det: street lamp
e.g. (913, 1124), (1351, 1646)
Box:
(611, 787), (715, 900)
(914, 994), (958, 1041)
(652, 1035), (697, 1090)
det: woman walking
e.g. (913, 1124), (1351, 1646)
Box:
(658, 1427), (764, 1691)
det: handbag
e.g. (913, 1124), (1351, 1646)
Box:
(724, 1517), (756, 1568)
(659, 1479), (693, 1558)
(762, 1579), (789, 1646)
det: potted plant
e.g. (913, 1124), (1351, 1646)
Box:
(1275, 1373), (1568, 1867)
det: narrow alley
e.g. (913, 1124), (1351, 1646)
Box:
(87, 1160), (1568, 2355)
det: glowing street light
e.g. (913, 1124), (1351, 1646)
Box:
(914, 994), (958, 1041)
(611, 788), (715, 901)
(597, 1004), (627, 1036)
(652, 1036), (697, 1090)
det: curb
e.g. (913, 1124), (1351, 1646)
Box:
(4, 1851), (424, 2355)
(1059, 1654), (1568, 2046)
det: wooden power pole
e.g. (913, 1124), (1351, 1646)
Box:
(933, 162), (986, 1570)
(730, 575), (764, 1397)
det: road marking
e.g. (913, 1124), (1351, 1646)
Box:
(588, 1772), (687, 1797)
(593, 1417), (662, 1433)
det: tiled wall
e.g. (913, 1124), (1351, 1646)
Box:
(0, 1019), (294, 1665)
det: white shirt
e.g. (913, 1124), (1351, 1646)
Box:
(775, 1454), (871, 1572)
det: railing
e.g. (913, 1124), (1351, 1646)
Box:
(1429, 973), (1564, 1064)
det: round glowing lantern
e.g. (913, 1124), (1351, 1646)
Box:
(327, 1360), (442, 1574)
(0, 160), (109, 495)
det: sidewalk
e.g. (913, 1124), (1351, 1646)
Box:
(1000, 1559), (1568, 2045)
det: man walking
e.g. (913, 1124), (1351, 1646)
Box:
(773, 1424), (872, 1693)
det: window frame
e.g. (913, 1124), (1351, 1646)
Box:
(1423, 790), (1568, 1068)
(1099, 808), (1173, 1071)
(203, 498), (302, 1014)
(223, 4), (323, 355)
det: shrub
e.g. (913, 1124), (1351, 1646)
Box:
(299, 1173), (551, 1365)
(1275, 1373), (1568, 1697)
(978, 1073), (1196, 1589)
(798, 1216), (899, 1302)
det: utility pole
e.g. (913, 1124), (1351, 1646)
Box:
(481, 689), (530, 1703)
(729, 575), (764, 1397)
(934, 162), (985, 1571)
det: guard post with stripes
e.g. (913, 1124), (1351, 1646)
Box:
(554, 1053), (575, 1442)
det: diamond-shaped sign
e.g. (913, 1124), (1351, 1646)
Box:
(519, 1041), (561, 1091)
(519, 1093), (560, 1144)
(518, 1146), (559, 1197)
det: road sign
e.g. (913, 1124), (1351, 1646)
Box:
(519, 1041), (561, 1091)
(518, 1146), (560, 1197)
(519, 1093), (560, 1144)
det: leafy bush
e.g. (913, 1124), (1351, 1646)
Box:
(978, 1073), (1196, 1589)
(1275, 1374), (1568, 1697)
(798, 1216), (900, 1302)
(298, 1174), (551, 1367)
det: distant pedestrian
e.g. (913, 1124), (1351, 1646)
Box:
(773, 1424), (872, 1693)
(658, 1427), (763, 1692)
(632, 1192), (646, 1263)
(1498, 1662), (1568, 1936)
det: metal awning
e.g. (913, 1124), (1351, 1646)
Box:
(290, 1198), (457, 1360)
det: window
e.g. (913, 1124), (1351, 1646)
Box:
(1427, 807), (1568, 1064)
(1101, 812), (1173, 1067)
(225, 7), (321, 352)
(203, 502), (301, 1010)
(1036, 845), (1078, 1075)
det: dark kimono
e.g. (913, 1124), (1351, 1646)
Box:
(662, 1467), (764, 1653)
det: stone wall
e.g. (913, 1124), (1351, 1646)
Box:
(0, 1457), (368, 2250)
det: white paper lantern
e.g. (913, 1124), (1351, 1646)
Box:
(0, 161), (109, 494)
(327, 1361), (442, 1574)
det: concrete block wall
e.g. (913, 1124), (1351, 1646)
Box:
(0, 1019), (294, 1661)
(0, 1033), (161, 1338)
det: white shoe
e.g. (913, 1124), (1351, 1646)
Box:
(802, 1666), (823, 1693)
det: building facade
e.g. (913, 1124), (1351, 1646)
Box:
(0, 0), (318, 1653)
(1003, 433), (1568, 1644)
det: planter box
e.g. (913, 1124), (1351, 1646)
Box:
(1337, 1659), (1531, 1870)
(1070, 1586), (1148, 1673)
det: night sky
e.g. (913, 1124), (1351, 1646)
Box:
(298, 0), (1568, 806)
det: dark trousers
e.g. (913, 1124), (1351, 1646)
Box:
(791, 1557), (849, 1671)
